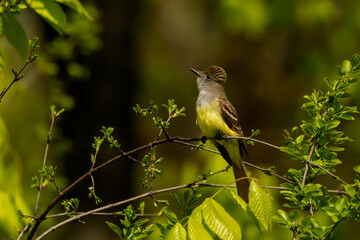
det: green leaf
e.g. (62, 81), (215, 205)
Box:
(337, 113), (355, 120)
(190, 205), (203, 223)
(187, 216), (212, 240)
(170, 191), (182, 209)
(278, 209), (289, 222)
(323, 206), (338, 217)
(327, 146), (345, 152)
(326, 120), (340, 130)
(351, 54), (360, 66)
(161, 207), (178, 225)
(164, 222), (187, 240)
(2, 13), (28, 59)
(26, 0), (66, 33)
(248, 181), (272, 231)
(344, 185), (356, 198)
(134, 218), (149, 228)
(295, 135), (305, 145)
(354, 165), (360, 174)
(229, 189), (247, 211)
(335, 198), (346, 212)
(342, 60), (352, 74)
(290, 126), (299, 139)
(55, 0), (93, 20)
(324, 78), (333, 89)
(288, 210), (300, 223)
(336, 92), (351, 98)
(317, 134), (327, 145)
(202, 198), (242, 240)
(106, 221), (122, 237)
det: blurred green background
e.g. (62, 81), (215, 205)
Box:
(1, 0), (360, 239)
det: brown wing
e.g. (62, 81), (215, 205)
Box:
(218, 97), (242, 134)
(218, 97), (248, 157)
(218, 98), (250, 202)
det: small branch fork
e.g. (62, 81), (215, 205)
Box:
(0, 36), (38, 102)
(147, 109), (174, 203)
(0, 59), (30, 102)
(34, 114), (57, 217)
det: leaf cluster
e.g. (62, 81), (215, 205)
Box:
(61, 198), (79, 218)
(133, 99), (185, 132)
(158, 181), (272, 240)
(106, 204), (153, 240)
(0, 0), (91, 62)
(276, 54), (360, 239)
(134, 100), (186, 190)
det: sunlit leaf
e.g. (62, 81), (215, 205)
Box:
(229, 189), (247, 211)
(26, 0), (66, 33)
(164, 222), (187, 240)
(202, 198), (242, 240)
(106, 221), (122, 238)
(248, 181), (272, 231)
(354, 165), (360, 174)
(2, 13), (28, 59)
(55, 0), (93, 20)
(190, 205), (203, 222)
(188, 216), (212, 240)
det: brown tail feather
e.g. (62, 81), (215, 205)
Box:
(233, 163), (249, 203)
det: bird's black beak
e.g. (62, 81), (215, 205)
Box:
(190, 68), (202, 77)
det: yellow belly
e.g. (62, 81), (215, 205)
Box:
(196, 99), (236, 138)
(196, 99), (242, 167)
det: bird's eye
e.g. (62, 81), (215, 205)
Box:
(206, 75), (210, 80)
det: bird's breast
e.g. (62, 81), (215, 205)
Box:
(196, 98), (235, 137)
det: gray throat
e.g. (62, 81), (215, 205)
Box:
(196, 78), (227, 108)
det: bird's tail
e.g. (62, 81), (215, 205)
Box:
(233, 162), (249, 203)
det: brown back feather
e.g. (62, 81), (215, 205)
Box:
(218, 97), (250, 202)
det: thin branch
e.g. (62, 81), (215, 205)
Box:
(89, 145), (100, 202)
(148, 109), (173, 200)
(324, 219), (343, 240)
(172, 139), (220, 154)
(224, 135), (280, 150)
(172, 138), (294, 184)
(147, 110), (184, 204)
(46, 212), (160, 218)
(0, 55), (31, 102)
(293, 138), (316, 240)
(301, 138), (316, 189)
(51, 179), (61, 195)
(306, 159), (348, 185)
(194, 182), (346, 194)
(34, 114), (56, 217)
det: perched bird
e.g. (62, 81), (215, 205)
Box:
(191, 66), (249, 202)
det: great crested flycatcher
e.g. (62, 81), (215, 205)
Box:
(191, 66), (250, 202)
